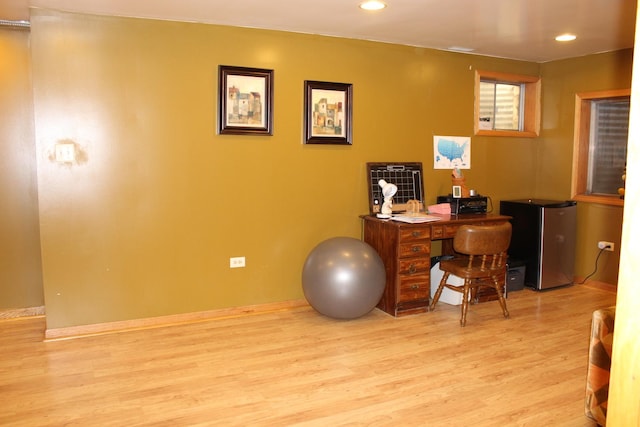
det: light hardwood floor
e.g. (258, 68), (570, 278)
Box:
(1, 283), (615, 426)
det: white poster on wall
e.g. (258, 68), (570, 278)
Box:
(433, 135), (471, 169)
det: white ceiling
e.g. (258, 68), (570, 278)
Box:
(1, 0), (637, 62)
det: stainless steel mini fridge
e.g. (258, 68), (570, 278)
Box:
(500, 199), (577, 290)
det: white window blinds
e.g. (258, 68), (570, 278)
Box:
(588, 99), (629, 195)
(479, 81), (522, 131)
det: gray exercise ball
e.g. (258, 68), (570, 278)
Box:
(302, 236), (386, 319)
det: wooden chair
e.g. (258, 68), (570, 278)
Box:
(430, 222), (512, 326)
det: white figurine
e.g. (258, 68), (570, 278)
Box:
(377, 179), (398, 218)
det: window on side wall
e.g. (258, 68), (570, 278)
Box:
(572, 89), (629, 207)
(474, 70), (541, 138)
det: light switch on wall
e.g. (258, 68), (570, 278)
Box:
(55, 143), (75, 163)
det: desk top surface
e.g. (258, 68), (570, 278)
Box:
(361, 213), (511, 226)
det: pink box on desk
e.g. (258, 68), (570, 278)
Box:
(428, 203), (451, 215)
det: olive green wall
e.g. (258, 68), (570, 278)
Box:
(20, 9), (629, 329)
(0, 28), (44, 310)
(539, 51), (632, 285)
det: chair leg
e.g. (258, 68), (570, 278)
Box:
(470, 281), (478, 304)
(460, 280), (471, 326)
(492, 276), (510, 319)
(429, 272), (449, 311)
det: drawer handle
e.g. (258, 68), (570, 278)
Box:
(409, 264), (416, 274)
(412, 246), (421, 252)
(411, 284), (420, 290)
(412, 231), (420, 237)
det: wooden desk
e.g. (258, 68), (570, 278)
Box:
(361, 214), (511, 317)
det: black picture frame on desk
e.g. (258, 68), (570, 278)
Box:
(304, 80), (352, 145)
(218, 65), (273, 135)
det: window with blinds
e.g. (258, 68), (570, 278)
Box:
(572, 89), (630, 206)
(588, 99), (629, 195)
(478, 81), (523, 131)
(474, 70), (540, 138)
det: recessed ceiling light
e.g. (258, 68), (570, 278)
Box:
(359, 1), (387, 11)
(448, 46), (475, 53)
(555, 34), (577, 42)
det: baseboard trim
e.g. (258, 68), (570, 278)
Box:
(575, 278), (617, 293)
(0, 306), (45, 320)
(44, 299), (309, 341)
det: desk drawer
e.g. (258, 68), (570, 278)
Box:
(431, 224), (459, 239)
(397, 274), (430, 302)
(399, 227), (430, 241)
(398, 257), (430, 275)
(398, 242), (430, 258)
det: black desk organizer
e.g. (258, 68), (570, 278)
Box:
(366, 162), (424, 215)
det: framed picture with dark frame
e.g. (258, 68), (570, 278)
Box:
(218, 65), (274, 135)
(304, 80), (353, 145)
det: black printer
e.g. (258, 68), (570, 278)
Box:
(436, 195), (488, 214)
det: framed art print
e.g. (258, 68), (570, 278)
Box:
(218, 65), (273, 135)
(304, 80), (353, 145)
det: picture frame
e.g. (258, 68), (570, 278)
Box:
(218, 65), (273, 135)
(304, 80), (353, 145)
(452, 185), (462, 198)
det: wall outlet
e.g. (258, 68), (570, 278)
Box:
(597, 241), (615, 252)
(229, 256), (246, 268)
